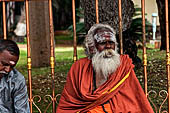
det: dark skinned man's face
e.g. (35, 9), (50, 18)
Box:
(94, 29), (115, 53)
(0, 50), (19, 79)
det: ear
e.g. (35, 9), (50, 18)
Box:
(94, 41), (99, 50)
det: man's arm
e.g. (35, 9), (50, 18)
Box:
(13, 77), (30, 113)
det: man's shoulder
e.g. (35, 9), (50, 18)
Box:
(10, 69), (25, 82)
(120, 54), (132, 62)
(120, 54), (130, 59)
(71, 57), (91, 67)
(120, 54), (134, 68)
(75, 57), (90, 64)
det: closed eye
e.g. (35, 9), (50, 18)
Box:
(1, 61), (15, 68)
(98, 42), (106, 45)
(1, 61), (10, 67)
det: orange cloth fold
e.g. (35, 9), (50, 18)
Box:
(87, 103), (112, 113)
(56, 55), (154, 113)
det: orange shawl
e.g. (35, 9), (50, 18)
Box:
(56, 55), (154, 113)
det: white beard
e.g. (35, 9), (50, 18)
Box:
(92, 49), (121, 80)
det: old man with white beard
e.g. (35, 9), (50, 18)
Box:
(56, 24), (154, 113)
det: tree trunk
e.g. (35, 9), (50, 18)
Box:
(156, 0), (170, 50)
(53, 0), (80, 30)
(0, 3), (3, 37)
(80, 0), (135, 33)
(29, 1), (51, 67)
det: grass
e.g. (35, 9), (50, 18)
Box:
(17, 46), (85, 75)
(55, 35), (73, 46)
(16, 46), (86, 112)
(136, 46), (168, 112)
(16, 43), (169, 113)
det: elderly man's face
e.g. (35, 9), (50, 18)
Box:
(94, 29), (115, 52)
(0, 50), (19, 78)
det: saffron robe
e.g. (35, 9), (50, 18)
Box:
(87, 103), (112, 113)
(56, 55), (154, 113)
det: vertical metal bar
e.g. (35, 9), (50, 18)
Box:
(72, 0), (77, 62)
(7, 2), (9, 31)
(95, 0), (99, 24)
(165, 0), (170, 112)
(48, 0), (56, 112)
(118, 0), (123, 54)
(141, 0), (147, 96)
(25, 1), (33, 113)
(12, 2), (15, 26)
(2, 1), (7, 39)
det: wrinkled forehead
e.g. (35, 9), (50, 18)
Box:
(93, 28), (116, 43)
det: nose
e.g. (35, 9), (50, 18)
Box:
(105, 41), (111, 48)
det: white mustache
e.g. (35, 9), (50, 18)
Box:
(100, 49), (115, 58)
(0, 71), (8, 75)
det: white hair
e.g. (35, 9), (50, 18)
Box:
(84, 23), (118, 58)
(92, 49), (121, 82)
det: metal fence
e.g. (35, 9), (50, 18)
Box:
(0, 0), (170, 113)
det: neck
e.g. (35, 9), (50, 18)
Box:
(94, 72), (108, 89)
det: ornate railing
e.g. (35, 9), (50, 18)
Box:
(0, 0), (169, 112)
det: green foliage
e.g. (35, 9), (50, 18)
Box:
(68, 22), (86, 37)
(68, 5), (152, 45)
(67, 8), (86, 45)
(123, 6), (151, 42)
(67, 8), (86, 37)
(52, 0), (80, 30)
(17, 47), (85, 77)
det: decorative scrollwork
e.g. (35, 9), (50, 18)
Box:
(148, 90), (157, 113)
(161, 111), (168, 113)
(159, 90), (168, 113)
(43, 95), (53, 113)
(55, 94), (61, 104)
(32, 95), (42, 113)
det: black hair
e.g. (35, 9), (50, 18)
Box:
(0, 39), (20, 56)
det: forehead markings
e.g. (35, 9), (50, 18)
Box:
(94, 31), (116, 43)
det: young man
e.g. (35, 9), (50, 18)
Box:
(0, 39), (30, 113)
(56, 24), (154, 113)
